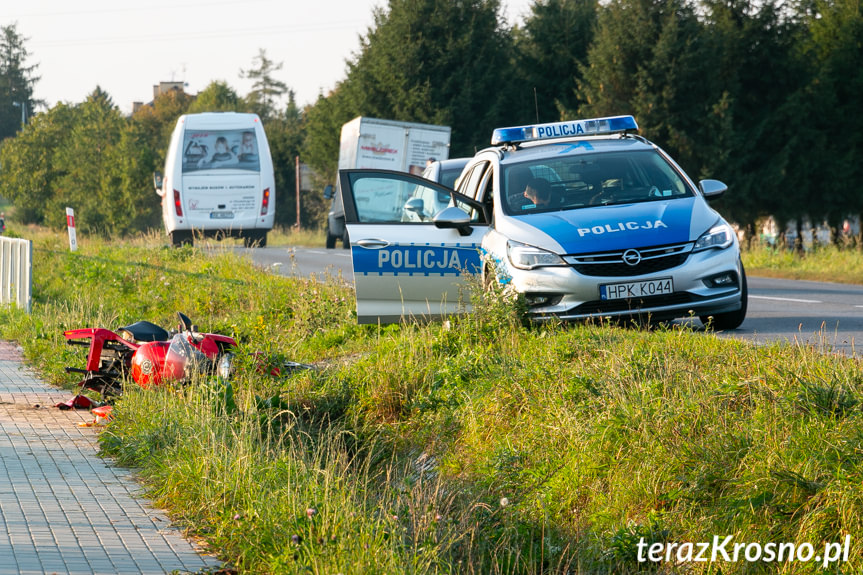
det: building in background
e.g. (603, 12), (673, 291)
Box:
(132, 81), (188, 114)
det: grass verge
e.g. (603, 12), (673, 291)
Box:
(743, 243), (863, 284)
(1, 231), (861, 573)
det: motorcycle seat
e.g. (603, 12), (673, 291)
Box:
(118, 320), (171, 343)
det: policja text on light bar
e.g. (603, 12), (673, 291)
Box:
(491, 115), (639, 145)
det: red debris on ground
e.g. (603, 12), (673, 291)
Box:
(55, 394), (99, 410)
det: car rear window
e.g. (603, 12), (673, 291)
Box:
(182, 129), (261, 173)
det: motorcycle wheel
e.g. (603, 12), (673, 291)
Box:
(82, 376), (123, 399)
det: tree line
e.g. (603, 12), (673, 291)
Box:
(1, 0), (861, 243)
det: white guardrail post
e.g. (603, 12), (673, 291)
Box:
(0, 237), (33, 313)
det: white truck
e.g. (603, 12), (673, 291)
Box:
(154, 112), (275, 247)
(325, 117), (451, 248)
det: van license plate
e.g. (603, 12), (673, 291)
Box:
(210, 211), (234, 219)
(600, 278), (673, 300)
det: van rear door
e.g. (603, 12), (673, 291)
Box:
(181, 175), (260, 222)
(180, 127), (264, 226)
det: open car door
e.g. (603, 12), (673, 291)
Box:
(339, 169), (488, 324)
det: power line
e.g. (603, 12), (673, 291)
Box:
(9, 0), (281, 19)
(30, 20), (366, 49)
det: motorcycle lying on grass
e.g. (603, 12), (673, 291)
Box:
(64, 312), (239, 399)
(63, 312), (312, 406)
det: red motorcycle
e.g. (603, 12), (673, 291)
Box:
(64, 312), (237, 397)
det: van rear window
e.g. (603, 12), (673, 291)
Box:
(182, 129), (260, 173)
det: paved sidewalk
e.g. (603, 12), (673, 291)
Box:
(0, 340), (221, 575)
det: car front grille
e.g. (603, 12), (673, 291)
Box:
(564, 242), (692, 277)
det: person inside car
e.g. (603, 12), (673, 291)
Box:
(523, 177), (552, 208)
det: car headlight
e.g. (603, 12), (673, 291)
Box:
(693, 223), (734, 252)
(506, 240), (566, 270)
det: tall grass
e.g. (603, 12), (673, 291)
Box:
(268, 225), (327, 247)
(2, 230), (863, 573)
(743, 242), (863, 284)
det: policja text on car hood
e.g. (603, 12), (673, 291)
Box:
(500, 197), (720, 255)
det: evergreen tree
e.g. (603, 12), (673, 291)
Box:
(578, 0), (719, 171)
(49, 87), (126, 233)
(578, 0), (663, 119)
(515, 0), (599, 122)
(701, 0), (807, 236)
(301, 87), (355, 186)
(240, 49), (288, 121)
(578, 0), (805, 235)
(0, 23), (40, 141)
(797, 0), (863, 241)
(339, 0), (519, 156)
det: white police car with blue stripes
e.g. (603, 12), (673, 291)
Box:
(338, 115), (746, 328)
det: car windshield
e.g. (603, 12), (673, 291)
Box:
(501, 149), (694, 215)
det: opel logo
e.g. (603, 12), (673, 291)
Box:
(622, 249), (642, 266)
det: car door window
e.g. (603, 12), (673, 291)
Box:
(342, 169), (484, 225)
(345, 170), (458, 224)
(457, 161), (490, 198)
(456, 161), (492, 223)
(349, 175), (416, 223)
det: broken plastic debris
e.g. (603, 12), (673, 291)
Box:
(55, 394), (99, 410)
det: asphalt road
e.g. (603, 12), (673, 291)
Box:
(729, 275), (863, 356)
(235, 246), (863, 356)
(236, 245), (354, 283)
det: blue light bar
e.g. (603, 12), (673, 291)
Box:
(491, 115), (638, 145)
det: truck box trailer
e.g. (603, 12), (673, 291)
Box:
(325, 117), (451, 248)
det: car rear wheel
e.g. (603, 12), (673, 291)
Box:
(243, 231), (267, 248)
(700, 266), (748, 330)
(170, 230), (193, 247)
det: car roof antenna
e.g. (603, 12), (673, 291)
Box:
(534, 87), (540, 123)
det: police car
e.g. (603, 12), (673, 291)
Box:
(338, 115), (747, 328)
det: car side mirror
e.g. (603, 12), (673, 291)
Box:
(323, 185), (334, 200)
(699, 179), (727, 199)
(153, 171), (164, 196)
(404, 197), (425, 214)
(433, 206), (473, 236)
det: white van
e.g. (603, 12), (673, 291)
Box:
(155, 112), (275, 247)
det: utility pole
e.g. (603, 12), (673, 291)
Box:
(295, 156), (301, 231)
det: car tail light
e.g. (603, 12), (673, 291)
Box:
(173, 189), (183, 216)
(261, 188), (270, 215)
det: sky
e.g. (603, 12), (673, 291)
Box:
(8, 0), (535, 115)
